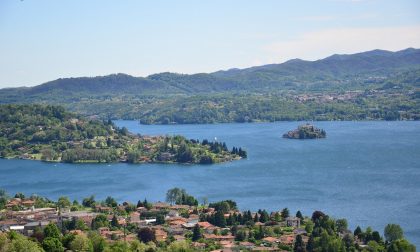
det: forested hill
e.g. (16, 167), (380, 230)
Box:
(0, 104), (246, 163)
(0, 48), (419, 123)
(1, 48), (419, 96)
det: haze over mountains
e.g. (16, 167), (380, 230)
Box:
(1, 48), (419, 96)
(1, 48), (419, 123)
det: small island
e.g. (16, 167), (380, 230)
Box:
(283, 124), (326, 139)
(0, 104), (246, 164)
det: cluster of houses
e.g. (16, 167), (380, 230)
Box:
(0, 198), (307, 251)
(293, 91), (363, 103)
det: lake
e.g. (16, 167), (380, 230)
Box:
(1, 121), (420, 246)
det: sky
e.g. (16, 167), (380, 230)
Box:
(0, 0), (419, 88)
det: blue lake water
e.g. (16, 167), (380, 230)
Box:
(1, 121), (419, 246)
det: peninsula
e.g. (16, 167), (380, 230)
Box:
(283, 124), (326, 139)
(0, 104), (246, 164)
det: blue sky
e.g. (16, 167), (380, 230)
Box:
(0, 0), (419, 88)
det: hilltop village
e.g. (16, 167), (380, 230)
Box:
(0, 189), (415, 252)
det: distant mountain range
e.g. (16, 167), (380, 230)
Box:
(1, 48), (419, 123)
(1, 48), (419, 97)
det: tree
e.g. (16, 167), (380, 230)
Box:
(259, 210), (269, 223)
(91, 214), (109, 230)
(294, 234), (306, 252)
(167, 241), (194, 252)
(105, 196), (117, 207)
(0, 189), (8, 210)
(62, 233), (76, 248)
(296, 210), (303, 220)
(274, 212), (281, 222)
(127, 151), (141, 163)
(354, 226), (362, 237)
(44, 223), (61, 239)
(31, 226), (45, 243)
(42, 237), (64, 252)
(387, 239), (416, 252)
(305, 220), (314, 234)
(4, 231), (44, 252)
(235, 229), (247, 241)
(111, 215), (120, 228)
(175, 142), (193, 163)
(343, 234), (355, 250)
(306, 235), (314, 252)
(311, 211), (325, 222)
(137, 227), (155, 243)
(82, 195), (95, 208)
(69, 235), (93, 252)
(14, 192), (25, 199)
(156, 214), (165, 225)
(335, 219), (348, 233)
(75, 219), (88, 231)
(281, 208), (290, 219)
(88, 232), (107, 252)
(120, 127), (129, 136)
(192, 224), (202, 241)
(57, 196), (71, 208)
(208, 200), (237, 213)
(166, 188), (186, 205)
(108, 241), (130, 251)
(214, 211), (227, 227)
(372, 231), (382, 243)
(384, 224), (403, 242)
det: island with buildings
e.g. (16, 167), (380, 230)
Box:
(283, 124), (326, 140)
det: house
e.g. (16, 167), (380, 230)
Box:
(154, 228), (168, 242)
(197, 221), (217, 234)
(166, 210), (179, 218)
(95, 205), (112, 213)
(285, 217), (300, 227)
(203, 234), (235, 242)
(9, 225), (25, 234)
(0, 220), (19, 231)
(98, 227), (110, 236)
(69, 230), (84, 235)
(263, 236), (280, 244)
(23, 221), (50, 236)
(279, 235), (295, 246)
(59, 211), (99, 227)
(153, 201), (170, 209)
(170, 205), (190, 211)
(191, 242), (206, 250)
(239, 241), (256, 249)
(219, 240), (235, 248)
(252, 247), (281, 251)
(129, 212), (141, 223)
(169, 219), (186, 227)
(21, 200), (35, 208)
(167, 227), (185, 236)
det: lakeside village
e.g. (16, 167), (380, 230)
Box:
(0, 189), (415, 252)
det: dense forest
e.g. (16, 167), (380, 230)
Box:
(0, 48), (419, 124)
(0, 104), (246, 163)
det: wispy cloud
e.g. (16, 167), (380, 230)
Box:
(298, 15), (337, 21)
(328, 0), (371, 3)
(264, 25), (420, 62)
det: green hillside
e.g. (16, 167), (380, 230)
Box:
(0, 48), (419, 123)
(0, 104), (245, 163)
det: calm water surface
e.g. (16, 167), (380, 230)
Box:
(1, 121), (419, 246)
